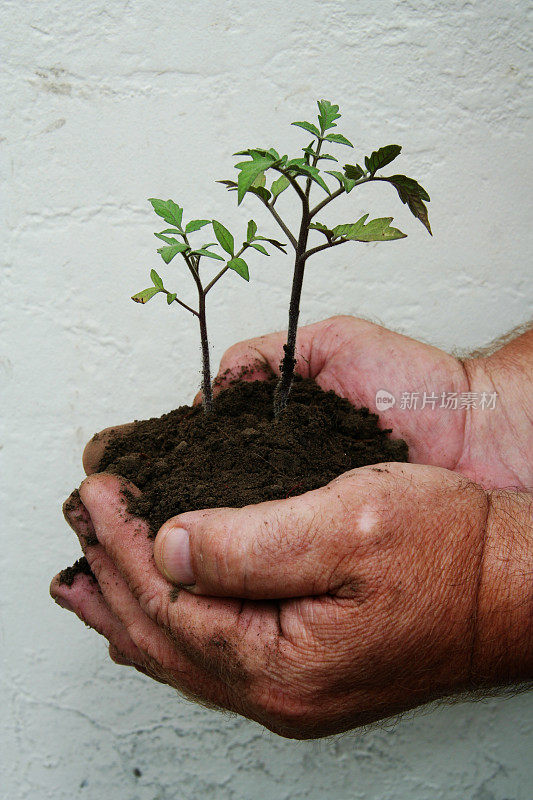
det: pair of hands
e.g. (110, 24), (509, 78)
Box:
(50, 316), (533, 738)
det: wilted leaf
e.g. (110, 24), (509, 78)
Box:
(383, 174), (432, 235)
(132, 287), (160, 303)
(333, 214), (406, 242)
(364, 145), (402, 176)
(212, 220), (234, 255)
(148, 198), (183, 229)
(227, 257), (249, 280)
(150, 269), (164, 289)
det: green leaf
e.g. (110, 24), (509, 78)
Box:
(302, 146), (338, 162)
(150, 269), (163, 289)
(191, 248), (225, 261)
(227, 257), (249, 281)
(254, 235), (287, 253)
(166, 292), (177, 304)
(271, 174), (290, 198)
(252, 172), (266, 188)
(148, 198), (183, 229)
(343, 163), (365, 181)
(249, 242), (269, 255)
(131, 287), (160, 303)
(217, 179), (237, 190)
(212, 220), (234, 255)
(326, 170), (357, 193)
(234, 153), (276, 204)
(185, 219), (211, 234)
(333, 214), (407, 242)
(154, 232), (185, 246)
(246, 219), (257, 241)
(158, 228), (184, 236)
(292, 121), (321, 138)
(157, 244), (189, 264)
(383, 174), (432, 235)
(285, 160), (331, 194)
(324, 133), (353, 147)
(310, 222), (334, 238)
(317, 100), (341, 132)
(364, 145), (402, 176)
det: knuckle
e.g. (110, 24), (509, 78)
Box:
(136, 584), (170, 630)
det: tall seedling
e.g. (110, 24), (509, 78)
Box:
(220, 100), (432, 415)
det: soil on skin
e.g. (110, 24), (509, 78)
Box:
(58, 556), (94, 587)
(59, 377), (408, 584)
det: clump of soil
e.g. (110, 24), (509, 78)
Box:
(96, 376), (408, 535)
(59, 377), (408, 585)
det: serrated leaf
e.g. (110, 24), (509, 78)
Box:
(271, 174), (290, 198)
(317, 99), (341, 132)
(324, 133), (353, 147)
(234, 154), (276, 204)
(364, 145), (402, 176)
(157, 244), (189, 264)
(132, 286), (160, 303)
(249, 242), (269, 255)
(227, 257), (249, 281)
(326, 170), (357, 193)
(191, 248), (225, 261)
(383, 174), (432, 235)
(185, 219), (211, 234)
(148, 198), (183, 228)
(212, 220), (234, 255)
(333, 214), (407, 242)
(343, 163), (365, 181)
(166, 292), (177, 304)
(247, 219), (257, 241)
(291, 120), (321, 138)
(150, 269), (163, 289)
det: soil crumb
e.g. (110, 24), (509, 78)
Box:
(58, 556), (95, 586)
(97, 376), (408, 535)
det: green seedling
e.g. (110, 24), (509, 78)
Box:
(132, 202), (286, 410)
(220, 99), (432, 414)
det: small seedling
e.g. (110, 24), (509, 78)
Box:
(132, 202), (285, 410)
(220, 99), (431, 414)
(133, 99), (430, 416)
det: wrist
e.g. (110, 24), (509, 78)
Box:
(471, 489), (533, 686)
(459, 334), (533, 490)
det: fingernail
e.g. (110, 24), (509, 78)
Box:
(54, 596), (74, 612)
(158, 527), (194, 585)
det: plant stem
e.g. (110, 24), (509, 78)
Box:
(274, 209), (310, 416)
(197, 290), (213, 411)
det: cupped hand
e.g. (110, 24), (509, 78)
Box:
(52, 463), (500, 738)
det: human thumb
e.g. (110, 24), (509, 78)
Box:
(153, 482), (352, 599)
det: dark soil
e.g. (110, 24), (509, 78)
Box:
(99, 376), (408, 533)
(59, 376), (408, 584)
(58, 556), (94, 587)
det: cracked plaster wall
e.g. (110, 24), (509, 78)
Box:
(1, 1), (532, 798)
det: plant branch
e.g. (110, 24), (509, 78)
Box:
(304, 238), (347, 261)
(309, 185), (345, 218)
(167, 292), (199, 316)
(203, 244), (249, 294)
(272, 166), (307, 205)
(256, 194), (298, 250)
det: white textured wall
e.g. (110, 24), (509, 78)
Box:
(2, 1), (532, 798)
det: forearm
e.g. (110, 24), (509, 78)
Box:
(472, 488), (533, 686)
(460, 323), (533, 490)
